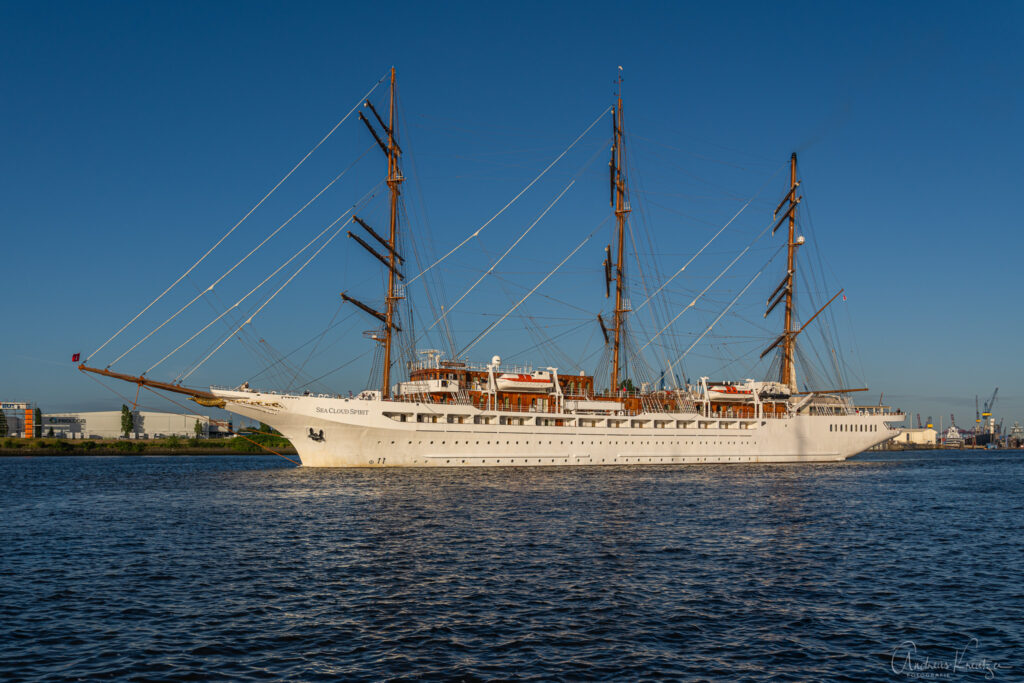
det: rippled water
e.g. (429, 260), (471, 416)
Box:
(1, 451), (1021, 680)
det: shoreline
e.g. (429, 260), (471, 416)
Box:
(0, 437), (296, 457)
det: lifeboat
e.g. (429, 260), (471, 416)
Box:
(496, 371), (554, 392)
(707, 384), (754, 402)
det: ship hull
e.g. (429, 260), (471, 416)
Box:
(214, 390), (904, 467)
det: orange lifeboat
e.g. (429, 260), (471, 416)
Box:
(496, 371), (554, 392)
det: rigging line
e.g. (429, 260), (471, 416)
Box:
(506, 320), (592, 369)
(244, 315), (352, 382)
(427, 179), (577, 333)
(294, 349), (373, 390)
(422, 135), (607, 341)
(633, 163), (784, 315)
(457, 222), (602, 359)
(285, 301), (345, 391)
(87, 73), (388, 364)
(626, 218), (675, 382)
(665, 270), (764, 379)
(406, 105), (613, 286)
(179, 210), (361, 382)
(110, 151), (375, 370)
(145, 184), (383, 376)
(639, 241), (784, 354)
(489, 269), (608, 315)
(633, 199), (748, 314)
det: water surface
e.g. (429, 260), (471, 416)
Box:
(2, 451), (1021, 680)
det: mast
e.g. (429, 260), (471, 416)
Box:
(781, 153), (798, 392)
(610, 70), (630, 393)
(348, 69), (404, 396)
(382, 67), (403, 398)
(763, 153), (802, 392)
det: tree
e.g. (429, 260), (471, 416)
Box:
(0, 410), (7, 438)
(34, 407), (42, 438)
(120, 405), (134, 438)
(619, 378), (637, 394)
(47, 427), (54, 438)
(194, 419), (203, 439)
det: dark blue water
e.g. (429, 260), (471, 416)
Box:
(1, 451), (1021, 681)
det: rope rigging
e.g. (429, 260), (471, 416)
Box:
(87, 72), (389, 365)
(457, 219), (605, 359)
(147, 183), (383, 377)
(406, 105), (613, 286)
(178, 200), (372, 382)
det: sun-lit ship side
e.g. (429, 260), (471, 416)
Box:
(209, 351), (904, 467)
(209, 388), (901, 468)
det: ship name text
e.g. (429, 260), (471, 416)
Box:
(316, 407), (369, 415)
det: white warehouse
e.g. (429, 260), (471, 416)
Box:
(41, 411), (231, 439)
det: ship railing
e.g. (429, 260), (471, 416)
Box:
(211, 385), (348, 399)
(407, 359), (535, 373)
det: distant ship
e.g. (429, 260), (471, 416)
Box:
(942, 426), (964, 448)
(79, 69), (904, 466)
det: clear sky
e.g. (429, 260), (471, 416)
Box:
(1, 1), (1021, 431)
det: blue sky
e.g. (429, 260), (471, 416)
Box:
(1, 1), (1021, 430)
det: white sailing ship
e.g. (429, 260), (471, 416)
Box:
(80, 69), (904, 466)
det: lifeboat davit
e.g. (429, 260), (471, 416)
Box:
(496, 371), (554, 392)
(707, 384), (754, 402)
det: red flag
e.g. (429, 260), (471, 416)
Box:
(71, 353), (81, 362)
(842, 295), (847, 301)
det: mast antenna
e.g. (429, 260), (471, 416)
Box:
(381, 67), (404, 398)
(347, 68), (405, 397)
(609, 68), (630, 394)
(782, 153), (799, 392)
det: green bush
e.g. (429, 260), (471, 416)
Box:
(228, 436), (260, 453)
(53, 440), (73, 452)
(114, 440), (135, 452)
(165, 436), (182, 449)
(81, 440), (97, 451)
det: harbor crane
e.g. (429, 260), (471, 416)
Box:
(982, 387), (998, 419)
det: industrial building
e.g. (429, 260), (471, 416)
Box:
(0, 401), (36, 438)
(39, 411), (231, 440)
(894, 427), (938, 447)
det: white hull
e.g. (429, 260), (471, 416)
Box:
(214, 389), (903, 467)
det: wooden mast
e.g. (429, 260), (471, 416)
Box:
(781, 152), (798, 392)
(610, 70), (630, 393)
(381, 67), (403, 398)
